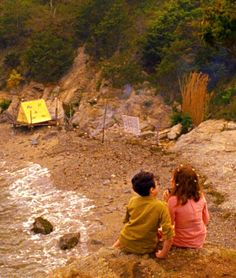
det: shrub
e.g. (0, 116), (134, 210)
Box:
(7, 69), (24, 89)
(0, 0), (31, 48)
(0, 99), (11, 111)
(201, 0), (236, 58)
(171, 110), (193, 134)
(181, 72), (209, 126)
(4, 52), (20, 68)
(171, 110), (182, 125)
(141, 1), (201, 72)
(143, 100), (153, 108)
(25, 31), (74, 83)
(86, 0), (129, 59)
(101, 55), (144, 87)
(63, 103), (76, 119)
(75, 0), (112, 43)
(211, 96), (236, 121)
(212, 88), (236, 106)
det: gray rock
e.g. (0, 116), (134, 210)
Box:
(31, 138), (39, 146)
(90, 239), (104, 245)
(167, 123), (182, 140)
(225, 121), (236, 130)
(31, 217), (53, 235)
(59, 232), (80, 250)
(140, 131), (157, 139)
(171, 120), (236, 210)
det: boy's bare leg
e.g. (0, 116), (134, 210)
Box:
(112, 239), (121, 248)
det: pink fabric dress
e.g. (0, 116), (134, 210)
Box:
(168, 196), (209, 248)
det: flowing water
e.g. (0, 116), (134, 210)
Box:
(0, 159), (96, 278)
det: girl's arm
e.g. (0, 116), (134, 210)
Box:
(167, 197), (176, 225)
(202, 199), (210, 225)
(163, 189), (171, 202)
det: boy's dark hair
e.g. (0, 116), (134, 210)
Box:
(172, 164), (201, 205)
(131, 171), (156, 196)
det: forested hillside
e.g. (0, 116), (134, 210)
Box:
(0, 0), (236, 120)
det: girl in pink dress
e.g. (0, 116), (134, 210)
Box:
(164, 164), (209, 248)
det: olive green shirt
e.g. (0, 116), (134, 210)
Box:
(119, 195), (174, 254)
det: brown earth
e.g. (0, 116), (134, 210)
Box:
(0, 123), (236, 277)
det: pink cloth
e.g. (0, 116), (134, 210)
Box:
(168, 196), (209, 248)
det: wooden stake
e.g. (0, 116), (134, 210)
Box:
(102, 100), (108, 143)
(55, 97), (58, 125)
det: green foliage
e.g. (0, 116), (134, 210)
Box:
(212, 87), (236, 105)
(0, 0), (32, 48)
(75, 0), (112, 42)
(25, 31), (74, 82)
(63, 102), (76, 118)
(171, 110), (193, 134)
(4, 52), (20, 68)
(216, 100), (236, 120)
(201, 0), (236, 57)
(171, 110), (183, 125)
(143, 100), (153, 108)
(0, 99), (11, 111)
(210, 87), (236, 120)
(141, 0), (201, 72)
(101, 54), (144, 88)
(7, 69), (24, 89)
(86, 0), (129, 59)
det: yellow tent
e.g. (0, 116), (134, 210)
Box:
(17, 99), (51, 124)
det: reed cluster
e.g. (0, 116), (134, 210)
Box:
(180, 72), (209, 126)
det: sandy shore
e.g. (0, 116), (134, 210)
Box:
(0, 123), (235, 253)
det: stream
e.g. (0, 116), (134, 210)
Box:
(0, 159), (96, 278)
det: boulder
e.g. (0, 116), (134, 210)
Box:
(140, 131), (157, 139)
(167, 123), (182, 140)
(31, 217), (53, 235)
(59, 232), (80, 250)
(6, 96), (20, 119)
(46, 245), (236, 278)
(158, 128), (171, 140)
(46, 98), (64, 121)
(171, 120), (236, 210)
(20, 81), (45, 100)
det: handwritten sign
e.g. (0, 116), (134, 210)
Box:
(122, 115), (140, 136)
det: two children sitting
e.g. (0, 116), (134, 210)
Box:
(113, 164), (209, 258)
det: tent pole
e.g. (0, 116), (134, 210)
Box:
(30, 109), (33, 131)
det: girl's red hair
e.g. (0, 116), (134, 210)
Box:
(172, 164), (201, 205)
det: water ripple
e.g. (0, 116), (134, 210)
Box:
(0, 160), (96, 278)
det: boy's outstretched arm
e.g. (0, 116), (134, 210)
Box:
(156, 238), (173, 259)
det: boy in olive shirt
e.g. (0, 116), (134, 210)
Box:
(113, 171), (174, 258)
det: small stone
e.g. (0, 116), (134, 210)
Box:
(102, 179), (110, 186)
(31, 138), (39, 146)
(31, 217), (53, 235)
(59, 232), (80, 250)
(90, 239), (104, 245)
